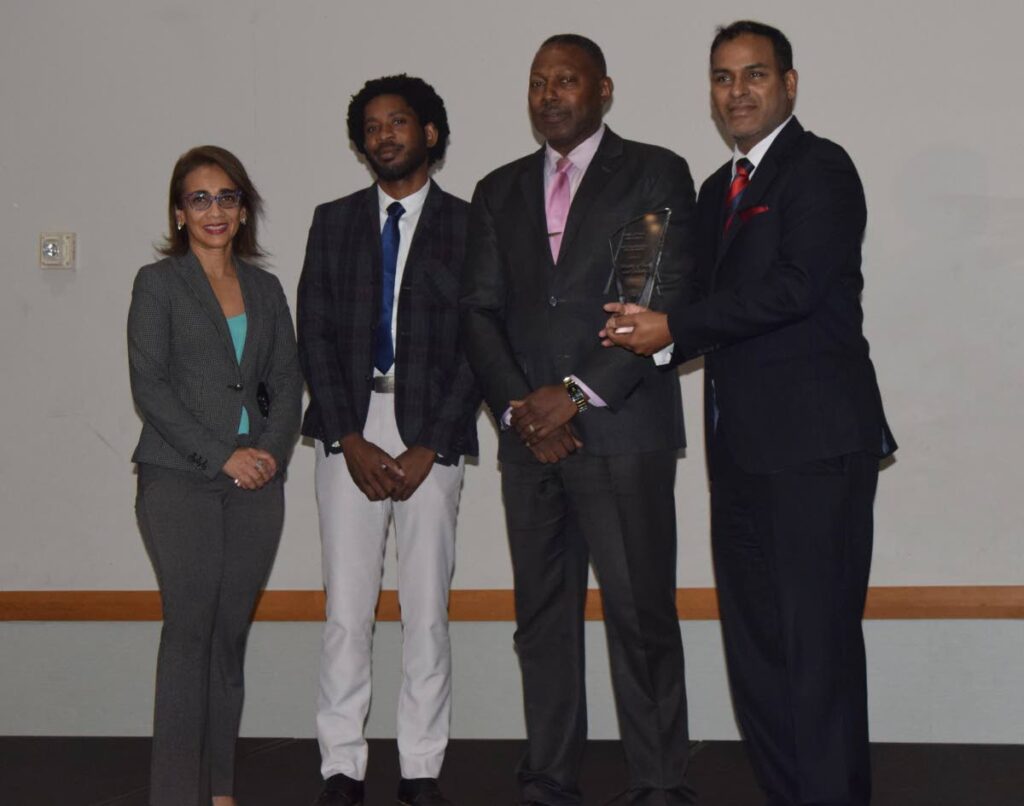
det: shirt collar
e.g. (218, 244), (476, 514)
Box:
(545, 123), (606, 175)
(732, 115), (793, 174)
(377, 178), (431, 217)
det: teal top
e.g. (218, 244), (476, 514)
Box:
(226, 313), (249, 434)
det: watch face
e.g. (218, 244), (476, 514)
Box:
(563, 379), (589, 412)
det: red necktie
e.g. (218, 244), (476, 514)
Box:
(723, 157), (753, 235)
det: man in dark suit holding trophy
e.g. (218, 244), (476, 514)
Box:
(461, 34), (698, 806)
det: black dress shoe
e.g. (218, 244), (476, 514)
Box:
(313, 772), (365, 805)
(397, 777), (453, 806)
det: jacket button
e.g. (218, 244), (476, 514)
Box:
(548, 296), (558, 307)
(228, 383), (243, 391)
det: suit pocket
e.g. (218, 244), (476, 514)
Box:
(738, 205), (770, 224)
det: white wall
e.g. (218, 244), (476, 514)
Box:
(3, 621), (1022, 742)
(1, 0), (1022, 740)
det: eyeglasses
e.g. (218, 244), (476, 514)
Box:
(181, 190), (244, 212)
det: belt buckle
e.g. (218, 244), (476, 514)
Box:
(372, 375), (396, 393)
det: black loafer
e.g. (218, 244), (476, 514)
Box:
(397, 777), (453, 806)
(313, 772), (365, 805)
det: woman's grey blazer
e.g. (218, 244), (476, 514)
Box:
(128, 251), (302, 478)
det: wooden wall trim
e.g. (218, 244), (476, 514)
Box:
(1, 586), (1021, 622)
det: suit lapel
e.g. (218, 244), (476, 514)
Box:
(517, 149), (551, 263)
(701, 164), (730, 277)
(557, 127), (624, 260)
(235, 260), (259, 374)
(177, 252), (236, 361)
(359, 184), (384, 334)
(404, 180), (440, 281)
(362, 184), (383, 273)
(717, 117), (805, 262)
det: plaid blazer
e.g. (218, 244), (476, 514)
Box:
(297, 182), (479, 464)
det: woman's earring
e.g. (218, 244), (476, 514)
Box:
(176, 220), (183, 231)
(240, 215), (247, 226)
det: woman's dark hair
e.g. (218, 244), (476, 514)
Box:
(346, 74), (450, 165)
(159, 145), (266, 260)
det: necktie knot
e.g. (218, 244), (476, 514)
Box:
(735, 157), (753, 179)
(387, 201), (405, 220)
(556, 156), (573, 176)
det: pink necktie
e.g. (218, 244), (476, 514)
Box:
(546, 156), (572, 261)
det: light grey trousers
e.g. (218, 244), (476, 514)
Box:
(136, 462), (284, 806)
(314, 391), (464, 781)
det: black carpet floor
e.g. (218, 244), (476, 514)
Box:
(2, 737), (1022, 805)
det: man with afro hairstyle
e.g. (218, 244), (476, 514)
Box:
(298, 74), (479, 806)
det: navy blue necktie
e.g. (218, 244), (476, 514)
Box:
(374, 201), (405, 374)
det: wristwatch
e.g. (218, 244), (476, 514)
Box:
(562, 376), (590, 414)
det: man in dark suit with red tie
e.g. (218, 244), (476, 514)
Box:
(604, 21), (897, 806)
(461, 34), (698, 806)
(298, 75), (479, 806)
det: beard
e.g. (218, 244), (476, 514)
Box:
(368, 144), (428, 182)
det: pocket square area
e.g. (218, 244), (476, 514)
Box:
(738, 205), (770, 223)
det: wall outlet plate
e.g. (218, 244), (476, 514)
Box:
(40, 232), (76, 269)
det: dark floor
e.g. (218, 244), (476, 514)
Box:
(2, 737), (1022, 806)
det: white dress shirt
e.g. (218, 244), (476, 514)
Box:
(731, 115), (793, 177)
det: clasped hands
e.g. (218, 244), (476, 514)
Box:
(509, 385), (582, 464)
(222, 447), (277, 490)
(507, 302), (673, 464)
(341, 433), (435, 502)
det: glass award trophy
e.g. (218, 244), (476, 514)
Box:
(605, 208), (672, 309)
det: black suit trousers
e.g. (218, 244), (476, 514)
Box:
(501, 449), (695, 806)
(709, 428), (878, 806)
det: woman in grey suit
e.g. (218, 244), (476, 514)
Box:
(128, 145), (302, 806)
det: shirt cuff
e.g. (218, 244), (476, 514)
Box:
(570, 375), (606, 408)
(652, 343), (675, 367)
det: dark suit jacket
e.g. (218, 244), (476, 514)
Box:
(297, 182), (479, 464)
(461, 127), (696, 463)
(668, 118), (896, 473)
(128, 251), (303, 478)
